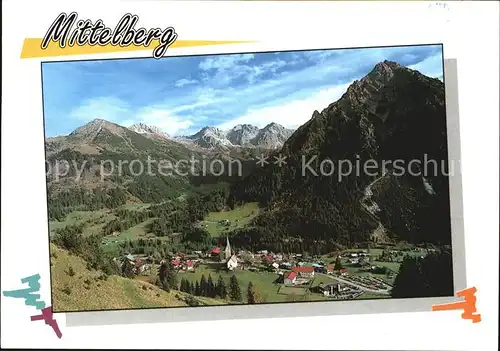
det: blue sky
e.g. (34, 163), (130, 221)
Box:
(42, 44), (443, 137)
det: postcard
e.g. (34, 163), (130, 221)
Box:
(41, 43), (456, 312)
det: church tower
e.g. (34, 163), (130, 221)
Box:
(225, 236), (232, 260)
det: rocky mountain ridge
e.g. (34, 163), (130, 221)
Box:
(175, 122), (294, 150)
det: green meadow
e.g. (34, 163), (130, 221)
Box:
(200, 202), (261, 237)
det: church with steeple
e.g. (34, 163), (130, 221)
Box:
(225, 236), (238, 271)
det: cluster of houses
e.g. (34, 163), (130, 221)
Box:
(119, 240), (375, 291)
(205, 239), (360, 285)
(207, 239), (302, 273)
(170, 258), (195, 272)
(343, 250), (370, 259)
(116, 241), (399, 301)
(208, 237), (239, 271)
(118, 251), (202, 275)
(206, 239), (348, 279)
(117, 254), (152, 275)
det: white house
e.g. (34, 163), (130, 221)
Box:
(227, 254), (238, 271)
(284, 271), (297, 285)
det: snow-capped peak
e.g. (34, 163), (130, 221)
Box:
(178, 122), (294, 150)
(129, 123), (169, 139)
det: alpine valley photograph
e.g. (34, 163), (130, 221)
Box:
(42, 44), (455, 312)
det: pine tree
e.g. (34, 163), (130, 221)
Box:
(158, 261), (168, 284)
(167, 267), (178, 290)
(158, 259), (178, 290)
(216, 275), (227, 299)
(195, 281), (201, 296)
(200, 274), (207, 297)
(228, 274), (242, 301)
(207, 275), (215, 298)
(247, 281), (256, 304)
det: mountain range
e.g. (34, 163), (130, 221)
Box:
(46, 120), (294, 155)
(175, 123), (294, 150)
(45, 60), (452, 250)
(44, 118), (290, 210)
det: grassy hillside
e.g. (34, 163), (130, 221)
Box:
(49, 209), (117, 237)
(49, 244), (224, 312)
(201, 202), (261, 237)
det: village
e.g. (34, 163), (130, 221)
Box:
(112, 235), (431, 303)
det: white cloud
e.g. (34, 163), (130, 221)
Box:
(199, 54), (255, 71)
(174, 78), (198, 87)
(217, 82), (353, 130)
(400, 53), (419, 62)
(169, 88), (228, 114)
(408, 53), (443, 78)
(69, 97), (129, 122)
(198, 53), (290, 87)
(136, 107), (194, 136)
(302, 49), (343, 63)
(246, 59), (288, 83)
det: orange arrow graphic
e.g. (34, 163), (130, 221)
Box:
(432, 287), (481, 323)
